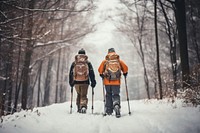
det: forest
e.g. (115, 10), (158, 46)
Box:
(0, 0), (200, 116)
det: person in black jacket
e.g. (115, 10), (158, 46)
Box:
(69, 48), (96, 113)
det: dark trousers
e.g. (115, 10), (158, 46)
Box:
(105, 85), (120, 112)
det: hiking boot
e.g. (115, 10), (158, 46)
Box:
(106, 108), (113, 115)
(106, 111), (112, 115)
(77, 105), (81, 113)
(80, 107), (86, 114)
(114, 105), (121, 118)
(77, 108), (81, 113)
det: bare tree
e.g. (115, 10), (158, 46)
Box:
(165, 0), (190, 89)
(119, 0), (151, 99)
(159, 0), (178, 96)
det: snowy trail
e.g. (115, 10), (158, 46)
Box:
(1, 0), (200, 133)
(1, 100), (200, 133)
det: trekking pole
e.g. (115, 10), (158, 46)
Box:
(70, 87), (73, 114)
(91, 87), (94, 114)
(124, 76), (131, 115)
(102, 78), (106, 116)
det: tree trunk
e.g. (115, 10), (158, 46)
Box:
(13, 1), (25, 113)
(55, 50), (61, 103)
(65, 47), (71, 101)
(21, 45), (33, 110)
(175, 0), (190, 89)
(21, 0), (35, 110)
(1, 64), (8, 115)
(43, 57), (54, 106)
(59, 16), (66, 103)
(37, 60), (43, 107)
(189, 1), (200, 63)
(0, 37), (2, 116)
(138, 38), (150, 99)
(60, 48), (67, 103)
(142, 60), (150, 99)
(155, 0), (163, 99)
(29, 63), (41, 108)
(7, 41), (14, 114)
(13, 35), (23, 113)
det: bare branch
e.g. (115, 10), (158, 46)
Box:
(0, 14), (32, 25)
(1, 1), (93, 13)
(159, 0), (174, 9)
(34, 32), (91, 48)
(0, 10), (7, 18)
(164, 0), (175, 4)
(30, 45), (69, 69)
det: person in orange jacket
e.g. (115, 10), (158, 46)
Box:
(98, 48), (128, 117)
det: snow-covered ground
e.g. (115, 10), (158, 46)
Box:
(1, 0), (199, 133)
(0, 99), (200, 133)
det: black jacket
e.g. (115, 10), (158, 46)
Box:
(69, 61), (96, 87)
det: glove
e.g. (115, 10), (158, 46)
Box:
(69, 82), (74, 87)
(91, 82), (96, 88)
(123, 72), (128, 78)
(100, 74), (104, 79)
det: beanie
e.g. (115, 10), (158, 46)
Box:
(78, 48), (86, 54)
(108, 48), (115, 53)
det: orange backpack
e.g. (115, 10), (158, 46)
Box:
(104, 53), (121, 80)
(73, 54), (89, 81)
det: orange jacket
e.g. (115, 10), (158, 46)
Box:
(98, 52), (128, 85)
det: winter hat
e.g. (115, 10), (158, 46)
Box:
(108, 48), (115, 53)
(78, 48), (86, 54)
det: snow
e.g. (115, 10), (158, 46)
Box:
(1, 99), (200, 133)
(1, 0), (200, 133)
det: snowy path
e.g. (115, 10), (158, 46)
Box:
(1, 100), (200, 133)
(1, 0), (200, 133)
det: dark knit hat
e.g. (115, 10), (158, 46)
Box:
(108, 48), (115, 53)
(78, 48), (86, 54)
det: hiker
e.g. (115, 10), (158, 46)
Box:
(69, 48), (96, 113)
(98, 48), (128, 117)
